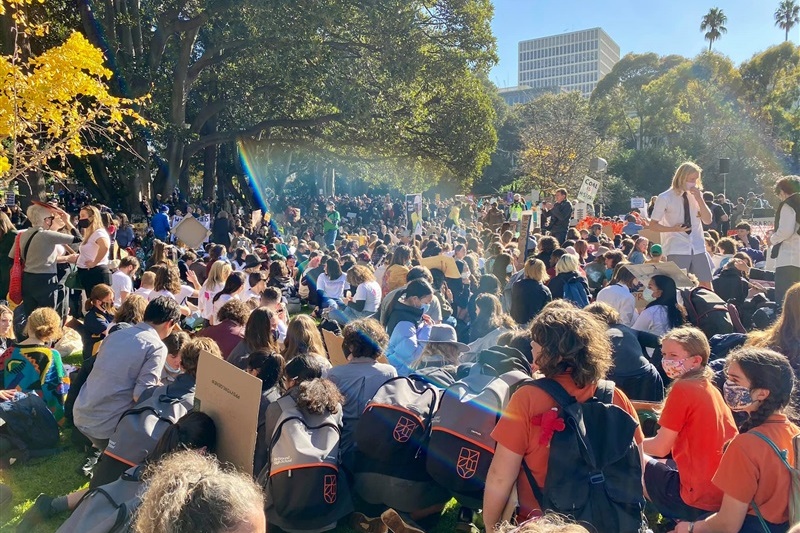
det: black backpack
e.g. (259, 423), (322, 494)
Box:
(0, 391), (60, 467)
(680, 287), (746, 338)
(520, 378), (646, 533)
(55, 466), (144, 533)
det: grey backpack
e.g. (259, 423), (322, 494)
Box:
(426, 364), (529, 502)
(260, 394), (353, 531)
(103, 383), (192, 468)
(55, 466), (144, 533)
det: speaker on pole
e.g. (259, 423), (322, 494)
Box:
(719, 158), (730, 174)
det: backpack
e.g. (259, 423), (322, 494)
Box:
(55, 466), (144, 533)
(520, 378), (646, 533)
(103, 383), (192, 468)
(260, 394), (352, 530)
(425, 364), (529, 503)
(564, 279), (590, 309)
(750, 432), (800, 529)
(355, 376), (439, 465)
(680, 287), (746, 338)
(0, 391), (60, 467)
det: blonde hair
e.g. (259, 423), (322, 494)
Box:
(670, 162), (703, 192)
(0, 304), (14, 340)
(662, 326), (713, 381)
(140, 271), (156, 289)
(555, 253), (580, 275)
(205, 261), (232, 289)
(25, 307), (63, 342)
(133, 451), (264, 533)
(283, 315), (327, 362)
(524, 258), (549, 283)
(80, 206), (105, 244)
(495, 514), (590, 532)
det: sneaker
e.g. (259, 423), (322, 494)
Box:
(79, 448), (101, 478)
(381, 508), (425, 533)
(350, 512), (388, 533)
(16, 494), (55, 531)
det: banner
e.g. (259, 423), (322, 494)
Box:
(747, 217), (774, 239)
(576, 176), (601, 204)
(520, 211), (533, 259)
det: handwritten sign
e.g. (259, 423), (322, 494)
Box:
(577, 176), (601, 205)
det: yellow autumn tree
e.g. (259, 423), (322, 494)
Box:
(0, 0), (146, 184)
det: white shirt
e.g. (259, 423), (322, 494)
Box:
(769, 203), (800, 269)
(596, 283), (639, 327)
(77, 228), (111, 268)
(199, 282), (223, 321)
(632, 305), (671, 337)
(651, 189), (706, 256)
(148, 285), (194, 305)
(317, 273), (347, 299)
(354, 280), (382, 313)
(133, 287), (153, 299)
(111, 270), (133, 306)
(211, 293), (237, 324)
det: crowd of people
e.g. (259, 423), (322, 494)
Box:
(1, 163), (799, 533)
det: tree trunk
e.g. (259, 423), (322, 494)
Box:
(203, 143), (218, 201)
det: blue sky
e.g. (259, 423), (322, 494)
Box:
(489, 0), (797, 87)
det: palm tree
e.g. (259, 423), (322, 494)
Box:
(775, 0), (800, 41)
(700, 7), (728, 51)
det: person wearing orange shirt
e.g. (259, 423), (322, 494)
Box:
(672, 347), (799, 533)
(483, 307), (645, 531)
(643, 327), (738, 521)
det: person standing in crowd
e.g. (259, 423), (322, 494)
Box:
(115, 213), (135, 249)
(73, 297), (181, 451)
(769, 175), (800, 306)
(0, 212), (17, 299)
(716, 193), (733, 236)
(648, 162), (714, 288)
(151, 204), (170, 242)
(543, 188), (573, 245)
(76, 205), (113, 297)
(211, 211), (233, 249)
(323, 201), (341, 249)
(0, 305), (14, 352)
(643, 327), (738, 522)
(15, 204), (82, 317)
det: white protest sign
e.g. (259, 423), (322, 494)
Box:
(576, 176), (601, 205)
(747, 217), (774, 239)
(631, 197), (646, 209)
(194, 351), (262, 474)
(625, 261), (695, 288)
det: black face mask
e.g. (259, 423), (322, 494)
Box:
(78, 219), (91, 229)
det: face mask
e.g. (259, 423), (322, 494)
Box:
(661, 358), (691, 379)
(506, 264), (514, 274)
(78, 219), (90, 229)
(164, 361), (183, 375)
(420, 303), (430, 313)
(642, 288), (656, 302)
(723, 381), (756, 411)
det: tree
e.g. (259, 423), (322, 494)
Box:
(701, 7), (728, 51)
(775, 0), (800, 42)
(515, 92), (612, 192)
(0, 0), (144, 197)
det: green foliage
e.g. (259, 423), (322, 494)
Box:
(607, 146), (688, 196)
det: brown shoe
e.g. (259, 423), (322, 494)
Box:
(381, 508), (425, 533)
(351, 512), (389, 533)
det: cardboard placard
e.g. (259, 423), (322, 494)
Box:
(322, 329), (348, 367)
(173, 216), (211, 250)
(251, 209), (263, 228)
(194, 351), (262, 474)
(638, 227), (661, 245)
(626, 261), (695, 288)
(577, 176), (601, 204)
(519, 211), (533, 258)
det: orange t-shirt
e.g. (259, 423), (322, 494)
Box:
(491, 373), (644, 520)
(657, 378), (738, 511)
(713, 414), (799, 525)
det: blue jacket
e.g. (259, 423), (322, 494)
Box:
(151, 213), (170, 240)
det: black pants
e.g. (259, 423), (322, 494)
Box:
(22, 272), (60, 318)
(775, 265), (800, 308)
(77, 265), (112, 298)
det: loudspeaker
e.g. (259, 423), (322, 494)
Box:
(719, 158), (730, 174)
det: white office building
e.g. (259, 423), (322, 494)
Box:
(518, 28), (620, 97)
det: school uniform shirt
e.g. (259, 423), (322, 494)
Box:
(596, 284), (639, 327)
(658, 378), (738, 512)
(631, 305), (671, 337)
(132, 286), (153, 300)
(111, 270), (133, 305)
(651, 188), (706, 256)
(712, 414), (799, 525)
(770, 202), (800, 269)
(491, 372), (644, 521)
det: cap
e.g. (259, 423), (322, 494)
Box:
(651, 244), (663, 255)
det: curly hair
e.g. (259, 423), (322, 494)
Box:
(154, 263), (182, 295)
(216, 298), (250, 326)
(25, 307), (63, 343)
(295, 378), (344, 416)
(134, 451), (263, 533)
(530, 308), (612, 388)
(342, 318), (389, 360)
(180, 337), (222, 377)
(727, 347), (797, 433)
(346, 264), (375, 286)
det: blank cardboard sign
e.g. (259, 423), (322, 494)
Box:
(194, 351), (262, 474)
(173, 216), (210, 249)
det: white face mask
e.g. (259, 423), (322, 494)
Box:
(685, 181), (697, 191)
(165, 361), (183, 375)
(642, 288), (656, 302)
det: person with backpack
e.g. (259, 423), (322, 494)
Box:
(90, 336), (222, 488)
(483, 307), (645, 533)
(672, 347), (800, 533)
(632, 274), (687, 337)
(643, 327), (738, 522)
(546, 254), (590, 308)
(260, 354), (352, 532)
(248, 350), (286, 477)
(19, 411), (218, 531)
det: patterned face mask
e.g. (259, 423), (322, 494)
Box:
(723, 380), (755, 411)
(661, 358), (690, 379)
